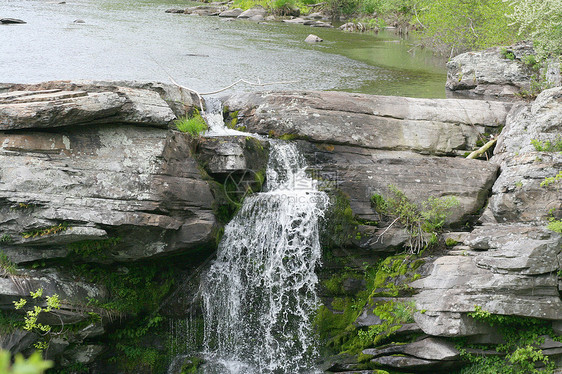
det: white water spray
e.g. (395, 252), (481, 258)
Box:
(200, 142), (328, 373)
(203, 97), (251, 137)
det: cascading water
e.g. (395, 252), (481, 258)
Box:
(203, 97), (250, 137)
(200, 141), (329, 373)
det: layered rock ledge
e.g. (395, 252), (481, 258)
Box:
(0, 81), (560, 372)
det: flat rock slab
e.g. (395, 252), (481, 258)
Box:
(0, 80), (197, 130)
(0, 86), (177, 130)
(224, 91), (511, 155)
(364, 337), (460, 361)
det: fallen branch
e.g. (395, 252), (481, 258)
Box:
(466, 138), (497, 159)
(199, 78), (298, 95)
(374, 217), (400, 244)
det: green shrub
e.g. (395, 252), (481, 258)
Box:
(547, 218), (562, 233)
(371, 185), (459, 253)
(540, 171), (562, 188)
(13, 288), (61, 351)
(175, 112), (208, 136)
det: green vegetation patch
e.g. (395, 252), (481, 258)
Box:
(21, 223), (68, 239)
(315, 255), (424, 356)
(455, 306), (561, 373)
(371, 185), (459, 254)
(531, 137), (562, 152)
(175, 111), (208, 137)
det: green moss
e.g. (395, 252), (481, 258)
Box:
(371, 255), (424, 297)
(321, 190), (360, 249)
(445, 237), (458, 246)
(358, 300), (416, 346)
(180, 357), (203, 374)
(323, 271), (364, 295)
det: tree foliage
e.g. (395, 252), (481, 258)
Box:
(509, 0), (562, 60)
(415, 0), (518, 54)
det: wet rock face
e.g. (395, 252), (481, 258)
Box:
(407, 86), (562, 369)
(0, 125), (216, 262)
(0, 81), (217, 367)
(486, 86), (562, 223)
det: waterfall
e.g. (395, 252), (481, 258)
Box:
(200, 141), (328, 374)
(203, 97), (251, 137)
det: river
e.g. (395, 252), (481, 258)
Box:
(0, 0), (446, 98)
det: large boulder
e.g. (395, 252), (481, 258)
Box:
(484, 86), (562, 223)
(224, 91), (504, 225)
(446, 42), (536, 99)
(298, 142), (498, 224)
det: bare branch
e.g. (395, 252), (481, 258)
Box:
(199, 79), (299, 96)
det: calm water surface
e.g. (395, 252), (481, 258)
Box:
(0, 0), (446, 97)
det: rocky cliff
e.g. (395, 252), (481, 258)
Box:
(0, 79), (560, 373)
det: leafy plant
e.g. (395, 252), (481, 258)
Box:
(540, 171), (562, 187)
(464, 305), (558, 373)
(13, 288), (61, 351)
(0, 350), (53, 374)
(21, 223), (68, 239)
(175, 111), (208, 136)
(0, 251), (17, 276)
(508, 0), (562, 60)
(500, 47), (516, 60)
(415, 0), (518, 55)
(531, 136), (562, 152)
(547, 217), (562, 233)
(358, 300), (416, 345)
(371, 185), (459, 253)
(0, 234), (12, 243)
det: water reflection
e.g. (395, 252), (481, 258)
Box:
(0, 0), (446, 97)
